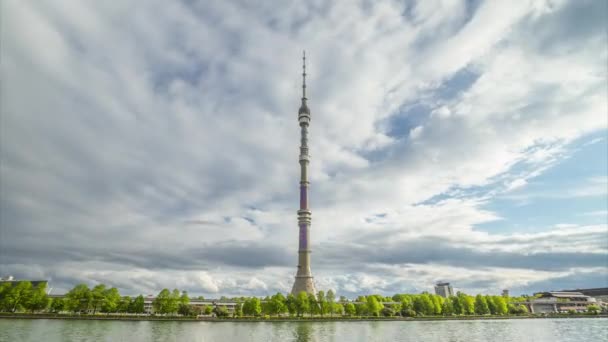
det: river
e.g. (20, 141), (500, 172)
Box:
(1, 318), (606, 342)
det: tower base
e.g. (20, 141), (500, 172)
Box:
(291, 275), (316, 296)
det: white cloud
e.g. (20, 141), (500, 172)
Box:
(1, 0), (606, 297)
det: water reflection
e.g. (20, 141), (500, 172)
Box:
(293, 322), (314, 342)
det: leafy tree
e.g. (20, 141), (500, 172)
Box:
(431, 295), (443, 315)
(339, 296), (348, 303)
(442, 297), (454, 316)
(167, 289), (181, 314)
(178, 304), (193, 316)
(0, 282), (13, 311)
(492, 296), (508, 315)
(130, 295), (145, 314)
(474, 294), (490, 315)
(49, 298), (66, 313)
(153, 289), (171, 314)
(413, 294), (434, 316)
(90, 284), (107, 314)
(508, 304), (528, 315)
(65, 284), (92, 313)
(25, 283), (50, 313)
(326, 290), (336, 317)
(180, 291), (190, 306)
(295, 291), (309, 317)
(333, 303), (344, 316)
(196, 296), (205, 300)
(243, 297), (262, 316)
(381, 307), (395, 317)
(204, 305), (213, 315)
(117, 296), (132, 313)
(269, 293), (287, 317)
(101, 287), (120, 313)
(286, 294), (297, 316)
(307, 292), (317, 317)
(459, 293), (475, 315)
(451, 296), (463, 315)
(587, 305), (601, 314)
(344, 302), (356, 316)
(233, 303), (243, 317)
(5, 281), (33, 312)
(355, 296), (368, 316)
(214, 305), (229, 317)
(366, 296), (384, 317)
(317, 290), (327, 317)
(486, 295), (497, 315)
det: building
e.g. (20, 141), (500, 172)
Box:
(434, 282), (454, 298)
(291, 51), (316, 296)
(529, 291), (597, 314)
(561, 288), (608, 303)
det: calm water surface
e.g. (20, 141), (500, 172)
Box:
(1, 318), (606, 342)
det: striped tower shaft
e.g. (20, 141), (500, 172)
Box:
(291, 51), (316, 296)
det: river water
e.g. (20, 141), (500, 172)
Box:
(1, 318), (606, 342)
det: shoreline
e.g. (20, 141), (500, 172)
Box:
(1, 314), (606, 323)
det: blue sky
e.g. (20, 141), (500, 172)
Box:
(0, 0), (606, 297)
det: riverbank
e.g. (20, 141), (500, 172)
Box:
(1, 313), (606, 322)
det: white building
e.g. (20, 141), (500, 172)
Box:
(434, 282), (454, 298)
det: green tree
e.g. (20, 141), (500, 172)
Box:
(180, 291), (190, 306)
(153, 289), (171, 314)
(233, 302), (243, 317)
(204, 305), (213, 315)
(295, 291), (309, 317)
(25, 283), (50, 313)
(167, 289), (181, 314)
(178, 304), (193, 316)
(90, 284), (107, 314)
(486, 295), (497, 315)
(474, 294), (490, 315)
(243, 297), (262, 316)
(355, 296), (368, 316)
(101, 287), (120, 313)
(344, 302), (356, 316)
(413, 294), (434, 316)
(286, 293), (297, 316)
(366, 296), (384, 317)
(5, 281), (33, 312)
(317, 290), (327, 317)
(431, 295), (443, 315)
(326, 290), (336, 317)
(49, 298), (66, 313)
(130, 295), (145, 314)
(117, 296), (132, 313)
(492, 296), (508, 315)
(0, 282), (13, 311)
(333, 303), (344, 316)
(269, 293), (287, 317)
(451, 296), (462, 315)
(307, 292), (317, 317)
(214, 305), (229, 317)
(65, 284), (92, 313)
(587, 305), (601, 314)
(442, 297), (454, 316)
(458, 293), (475, 315)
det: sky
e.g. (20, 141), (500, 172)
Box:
(0, 0), (606, 298)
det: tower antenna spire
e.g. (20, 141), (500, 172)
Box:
(302, 50), (307, 99)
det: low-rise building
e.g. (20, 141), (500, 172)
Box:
(529, 291), (596, 314)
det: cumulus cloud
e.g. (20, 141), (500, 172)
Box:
(0, 0), (606, 297)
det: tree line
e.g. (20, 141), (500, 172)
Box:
(2, 281), (599, 317)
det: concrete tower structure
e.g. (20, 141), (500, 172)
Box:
(291, 51), (316, 296)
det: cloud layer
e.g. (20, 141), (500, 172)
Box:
(1, 0), (606, 297)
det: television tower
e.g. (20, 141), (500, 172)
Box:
(291, 51), (316, 295)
